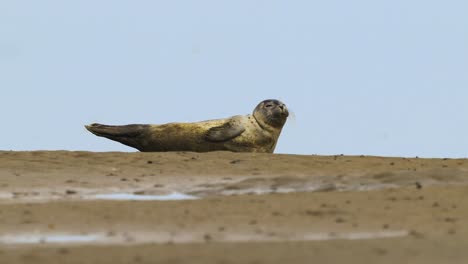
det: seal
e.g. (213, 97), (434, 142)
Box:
(85, 99), (289, 153)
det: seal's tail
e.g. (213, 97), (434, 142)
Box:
(85, 123), (149, 150)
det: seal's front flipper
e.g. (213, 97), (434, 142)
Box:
(205, 122), (245, 142)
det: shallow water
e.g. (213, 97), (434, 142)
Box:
(0, 230), (408, 245)
(2, 172), (467, 203)
(89, 192), (198, 201)
(0, 234), (101, 244)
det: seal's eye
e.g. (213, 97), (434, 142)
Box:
(265, 103), (273, 108)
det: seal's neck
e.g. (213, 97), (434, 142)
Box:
(252, 113), (282, 135)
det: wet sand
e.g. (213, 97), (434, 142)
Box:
(1, 151), (468, 263)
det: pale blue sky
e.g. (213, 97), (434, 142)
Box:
(1, 1), (467, 157)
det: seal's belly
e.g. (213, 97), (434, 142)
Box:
(143, 122), (227, 152)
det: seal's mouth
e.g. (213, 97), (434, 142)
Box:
(267, 107), (289, 127)
(279, 105), (289, 118)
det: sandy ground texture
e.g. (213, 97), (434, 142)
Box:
(1, 151), (468, 263)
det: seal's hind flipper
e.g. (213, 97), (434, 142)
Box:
(85, 123), (148, 137)
(205, 122), (245, 142)
(85, 123), (150, 151)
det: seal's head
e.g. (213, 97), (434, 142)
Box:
(253, 99), (289, 129)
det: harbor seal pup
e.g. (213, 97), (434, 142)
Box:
(85, 99), (289, 153)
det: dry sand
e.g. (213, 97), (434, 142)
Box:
(1, 151), (468, 263)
